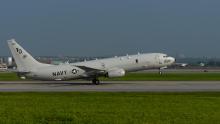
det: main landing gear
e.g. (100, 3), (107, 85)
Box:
(159, 68), (163, 75)
(92, 78), (100, 85)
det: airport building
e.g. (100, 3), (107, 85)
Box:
(0, 56), (15, 69)
(0, 63), (7, 71)
(0, 57), (8, 71)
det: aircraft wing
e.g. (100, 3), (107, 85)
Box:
(75, 65), (106, 77)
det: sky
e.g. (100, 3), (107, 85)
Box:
(0, 0), (220, 57)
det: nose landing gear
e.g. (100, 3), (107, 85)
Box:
(159, 66), (167, 75)
(159, 69), (162, 75)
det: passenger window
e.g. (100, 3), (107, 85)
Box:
(135, 59), (139, 63)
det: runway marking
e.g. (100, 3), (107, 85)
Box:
(0, 81), (220, 92)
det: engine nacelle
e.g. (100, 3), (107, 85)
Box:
(107, 68), (125, 78)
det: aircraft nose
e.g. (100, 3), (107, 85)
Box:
(170, 57), (176, 63)
(165, 57), (175, 64)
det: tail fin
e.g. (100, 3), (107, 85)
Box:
(7, 39), (47, 72)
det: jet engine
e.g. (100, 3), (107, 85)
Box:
(106, 68), (125, 78)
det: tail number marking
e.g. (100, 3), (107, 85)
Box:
(16, 48), (23, 54)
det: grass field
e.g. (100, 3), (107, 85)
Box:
(0, 92), (219, 124)
(0, 72), (21, 81)
(2, 72), (220, 81)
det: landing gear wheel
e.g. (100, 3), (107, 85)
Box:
(159, 69), (162, 75)
(92, 79), (100, 85)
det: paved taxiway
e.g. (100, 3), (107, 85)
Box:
(0, 81), (220, 92)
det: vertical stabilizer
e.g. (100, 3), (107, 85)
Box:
(7, 39), (48, 72)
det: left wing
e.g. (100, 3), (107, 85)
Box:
(75, 65), (106, 77)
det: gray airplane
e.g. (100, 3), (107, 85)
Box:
(8, 39), (175, 85)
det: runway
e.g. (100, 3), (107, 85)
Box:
(0, 81), (220, 92)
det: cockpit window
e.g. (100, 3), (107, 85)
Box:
(164, 60), (171, 63)
(163, 55), (168, 58)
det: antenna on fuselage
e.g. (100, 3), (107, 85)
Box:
(126, 54), (131, 59)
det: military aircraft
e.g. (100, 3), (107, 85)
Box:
(8, 39), (175, 85)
